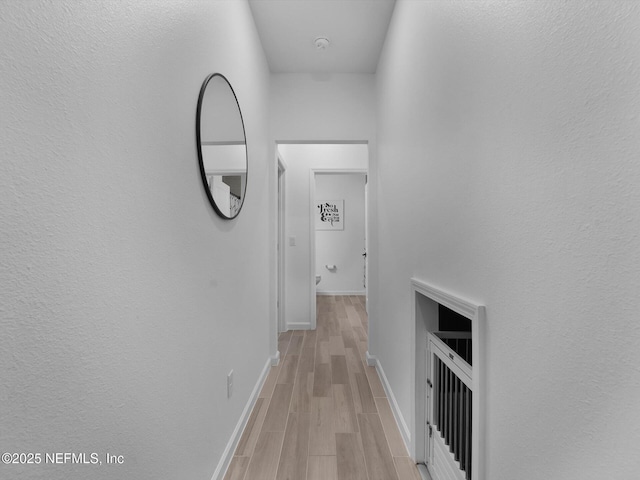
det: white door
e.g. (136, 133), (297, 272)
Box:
(277, 157), (286, 333)
(364, 175), (368, 312)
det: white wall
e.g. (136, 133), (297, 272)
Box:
(315, 174), (367, 295)
(374, 1), (640, 479)
(0, 2), (270, 480)
(202, 145), (247, 173)
(270, 74), (376, 142)
(315, 174), (366, 295)
(279, 145), (368, 329)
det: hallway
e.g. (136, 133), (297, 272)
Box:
(3, 2), (639, 479)
(224, 296), (421, 480)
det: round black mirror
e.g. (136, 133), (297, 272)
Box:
(196, 73), (247, 219)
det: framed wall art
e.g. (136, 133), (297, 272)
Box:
(315, 200), (344, 230)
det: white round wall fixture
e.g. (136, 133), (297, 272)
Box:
(314, 37), (330, 50)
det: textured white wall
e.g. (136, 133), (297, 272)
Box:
(0, 2), (270, 480)
(375, 1), (640, 479)
(270, 74), (376, 142)
(279, 144), (368, 329)
(315, 173), (367, 295)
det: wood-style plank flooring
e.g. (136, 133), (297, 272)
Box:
(224, 295), (422, 480)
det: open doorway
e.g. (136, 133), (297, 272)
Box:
(276, 143), (368, 332)
(313, 171), (367, 300)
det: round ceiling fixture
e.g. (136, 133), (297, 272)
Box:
(314, 37), (330, 50)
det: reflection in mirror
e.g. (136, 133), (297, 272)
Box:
(196, 74), (247, 219)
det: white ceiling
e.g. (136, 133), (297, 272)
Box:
(248, 0), (397, 74)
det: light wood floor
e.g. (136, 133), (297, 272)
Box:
(224, 295), (422, 480)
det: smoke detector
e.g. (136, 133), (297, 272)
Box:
(314, 37), (330, 50)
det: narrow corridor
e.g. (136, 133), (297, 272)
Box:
(224, 295), (421, 480)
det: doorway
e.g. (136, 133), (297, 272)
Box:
(312, 171), (367, 304)
(276, 143), (369, 332)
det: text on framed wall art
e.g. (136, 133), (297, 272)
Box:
(315, 200), (344, 230)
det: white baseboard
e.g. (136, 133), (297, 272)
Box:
(286, 322), (312, 330)
(316, 290), (366, 296)
(211, 357), (272, 480)
(418, 463), (434, 480)
(271, 350), (280, 366)
(366, 351), (412, 452)
(365, 350), (376, 367)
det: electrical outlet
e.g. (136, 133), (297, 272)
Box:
(227, 370), (233, 398)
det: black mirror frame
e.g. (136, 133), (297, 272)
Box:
(196, 73), (248, 220)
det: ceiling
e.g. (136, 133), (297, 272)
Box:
(248, 0), (397, 74)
